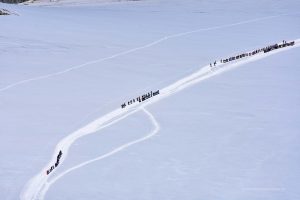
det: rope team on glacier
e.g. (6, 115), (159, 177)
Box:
(210, 40), (295, 69)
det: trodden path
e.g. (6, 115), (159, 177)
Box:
(0, 13), (294, 93)
(38, 107), (160, 200)
(20, 38), (300, 200)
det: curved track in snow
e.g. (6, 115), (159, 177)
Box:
(20, 39), (300, 200)
(38, 108), (160, 200)
(0, 14), (292, 93)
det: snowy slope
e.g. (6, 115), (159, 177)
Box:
(22, 40), (300, 200)
(0, 0), (300, 200)
(46, 48), (300, 200)
(23, 0), (145, 6)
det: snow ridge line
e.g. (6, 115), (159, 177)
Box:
(20, 39), (300, 200)
(0, 13), (290, 93)
(37, 107), (160, 200)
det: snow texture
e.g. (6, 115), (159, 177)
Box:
(0, 0), (300, 200)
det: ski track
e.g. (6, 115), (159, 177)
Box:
(38, 107), (160, 200)
(20, 38), (300, 200)
(0, 13), (294, 93)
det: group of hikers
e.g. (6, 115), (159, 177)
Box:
(121, 90), (160, 109)
(43, 39), (296, 177)
(121, 40), (296, 109)
(46, 150), (63, 175)
(210, 40), (295, 68)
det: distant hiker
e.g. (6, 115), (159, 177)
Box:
(210, 63), (212, 67)
(214, 61), (216, 66)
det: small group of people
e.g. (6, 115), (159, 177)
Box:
(121, 90), (160, 109)
(46, 150), (63, 175)
(263, 40), (294, 53)
(210, 40), (295, 68)
(210, 61), (217, 67)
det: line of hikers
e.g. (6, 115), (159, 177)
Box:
(46, 150), (63, 175)
(121, 90), (160, 109)
(210, 40), (295, 68)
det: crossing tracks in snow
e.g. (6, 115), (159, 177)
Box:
(37, 108), (160, 200)
(20, 38), (300, 200)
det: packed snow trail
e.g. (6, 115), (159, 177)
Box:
(38, 108), (160, 200)
(20, 109), (140, 200)
(20, 39), (300, 200)
(0, 13), (293, 93)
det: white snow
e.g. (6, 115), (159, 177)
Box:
(0, 0), (300, 200)
(23, 0), (143, 7)
(20, 38), (300, 200)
